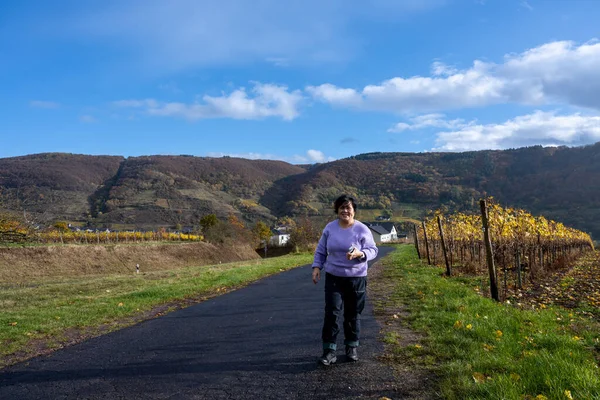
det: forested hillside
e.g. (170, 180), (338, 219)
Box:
(1, 143), (600, 237)
(0, 153), (124, 224)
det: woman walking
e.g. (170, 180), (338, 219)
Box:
(311, 194), (378, 365)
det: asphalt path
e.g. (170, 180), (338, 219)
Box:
(0, 247), (401, 399)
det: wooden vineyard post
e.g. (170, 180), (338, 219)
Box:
(422, 221), (431, 265)
(538, 233), (544, 271)
(516, 249), (522, 289)
(437, 215), (451, 276)
(413, 224), (421, 259)
(480, 199), (499, 302)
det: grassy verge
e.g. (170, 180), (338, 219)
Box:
(0, 252), (313, 368)
(381, 245), (600, 400)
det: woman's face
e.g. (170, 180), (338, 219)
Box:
(337, 201), (355, 223)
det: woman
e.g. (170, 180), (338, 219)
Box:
(311, 194), (378, 365)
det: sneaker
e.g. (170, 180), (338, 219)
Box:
(345, 346), (358, 362)
(318, 349), (337, 366)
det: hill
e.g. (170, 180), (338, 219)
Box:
(264, 143), (600, 236)
(1, 144), (600, 237)
(0, 153), (124, 225)
(96, 155), (306, 229)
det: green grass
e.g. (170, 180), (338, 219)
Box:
(0, 252), (313, 367)
(381, 245), (600, 400)
(358, 203), (422, 224)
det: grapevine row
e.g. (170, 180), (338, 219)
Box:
(1, 228), (202, 245)
(415, 198), (594, 299)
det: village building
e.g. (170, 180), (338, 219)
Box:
(269, 226), (291, 247)
(364, 221), (407, 243)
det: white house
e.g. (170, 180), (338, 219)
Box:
(269, 227), (291, 247)
(379, 222), (398, 240)
(367, 224), (393, 243)
(365, 222), (401, 243)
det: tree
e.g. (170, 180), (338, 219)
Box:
(200, 214), (219, 232)
(203, 221), (233, 244)
(53, 221), (69, 232)
(226, 213), (253, 243)
(253, 221), (272, 247)
(228, 213), (245, 230)
(289, 217), (321, 252)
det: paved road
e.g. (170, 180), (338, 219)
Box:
(0, 247), (400, 399)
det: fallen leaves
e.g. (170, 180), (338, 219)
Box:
(510, 252), (600, 320)
(482, 343), (495, 352)
(472, 372), (492, 383)
(564, 390), (573, 399)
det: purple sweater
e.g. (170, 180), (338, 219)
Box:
(312, 220), (378, 277)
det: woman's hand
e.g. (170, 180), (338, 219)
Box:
(312, 267), (321, 284)
(347, 247), (365, 260)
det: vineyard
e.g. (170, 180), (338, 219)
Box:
(416, 198), (595, 301)
(0, 223), (202, 245)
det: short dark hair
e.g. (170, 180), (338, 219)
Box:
(334, 194), (358, 214)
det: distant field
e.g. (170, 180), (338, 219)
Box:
(358, 202), (423, 225)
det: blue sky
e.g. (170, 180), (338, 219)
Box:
(2, 0), (600, 163)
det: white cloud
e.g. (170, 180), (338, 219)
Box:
(114, 83), (302, 121)
(309, 40), (600, 113)
(433, 111), (600, 151)
(388, 113), (469, 132)
(500, 40), (600, 109)
(306, 84), (362, 107)
(30, 100), (60, 109)
(293, 150), (336, 164)
(310, 62), (505, 112)
(430, 61), (458, 77)
(205, 149), (335, 164)
(307, 149), (326, 163)
(79, 115), (97, 123)
(205, 152), (281, 160)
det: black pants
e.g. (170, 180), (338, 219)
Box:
(322, 273), (367, 350)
